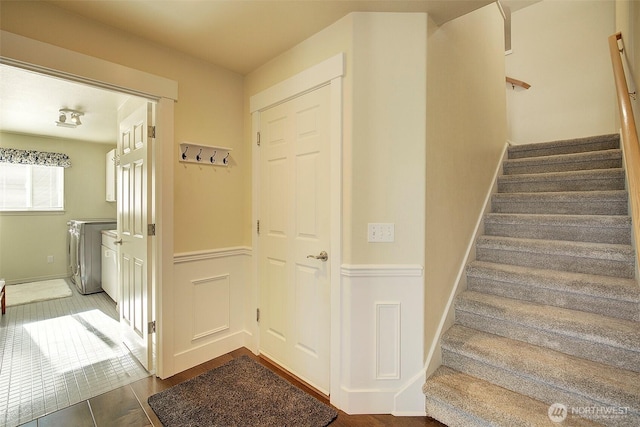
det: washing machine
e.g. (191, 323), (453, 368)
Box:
(68, 219), (117, 294)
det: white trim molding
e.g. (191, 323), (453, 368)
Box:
(174, 246), (252, 264)
(341, 264), (424, 277)
(250, 53), (344, 113)
(0, 30), (178, 101)
(339, 264), (425, 415)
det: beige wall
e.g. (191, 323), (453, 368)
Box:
(506, 0), (617, 144)
(0, 132), (116, 283)
(425, 3), (507, 364)
(0, 0), (245, 254)
(349, 13), (427, 264)
(245, 12), (427, 265)
(615, 0), (640, 132)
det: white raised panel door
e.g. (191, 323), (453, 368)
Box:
(117, 102), (153, 372)
(258, 85), (331, 394)
(106, 148), (116, 202)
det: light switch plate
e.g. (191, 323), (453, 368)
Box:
(368, 223), (395, 242)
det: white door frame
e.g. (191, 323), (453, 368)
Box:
(250, 53), (344, 405)
(0, 30), (177, 378)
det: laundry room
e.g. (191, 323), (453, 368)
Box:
(0, 64), (121, 293)
(0, 131), (116, 287)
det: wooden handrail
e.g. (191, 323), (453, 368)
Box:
(506, 76), (531, 89)
(609, 32), (640, 274)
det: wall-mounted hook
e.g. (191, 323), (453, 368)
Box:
(179, 142), (231, 166)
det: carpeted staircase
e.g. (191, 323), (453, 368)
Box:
(423, 134), (640, 426)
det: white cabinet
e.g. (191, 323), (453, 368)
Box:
(101, 230), (118, 303)
(106, 148), (116, 202)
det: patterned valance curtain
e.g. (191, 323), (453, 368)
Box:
(0, 148), (71, 168)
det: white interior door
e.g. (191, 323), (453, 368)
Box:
(258, 85), (331, 393)
(117, 102), (154, 372)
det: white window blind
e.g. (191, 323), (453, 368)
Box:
(0, 163), (64, 211)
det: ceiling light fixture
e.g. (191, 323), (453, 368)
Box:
(56, 108), (84, 128)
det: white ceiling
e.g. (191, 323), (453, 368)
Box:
(0, 64), (132, 144)
(1, 0), (537, 144)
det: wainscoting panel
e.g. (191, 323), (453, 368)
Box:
(173, 247), (252, 373)
(339, 264), (425, 415)
(376, 303), (401, 380)
(191, 274), (230, 341)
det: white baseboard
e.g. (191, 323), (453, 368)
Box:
(173, 330), (252, 373)
(4, 274), (70, 286)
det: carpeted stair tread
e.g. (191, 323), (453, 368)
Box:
(466, 261), (640, 321)
(475, 235), (635, 278)
(497, 168), (625, 193)
(484, 213), (631, 244)
(491, 190), (628, 215)
(441, 325), (640, 422)
(424, 366), (603, 427)
(507, 134), (620, 159)
(503, 149), (622, 175)
(424, 133), (639, 424)
(455, 291), (640, 371)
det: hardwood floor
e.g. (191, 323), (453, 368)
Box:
(23, 347), (446, 426)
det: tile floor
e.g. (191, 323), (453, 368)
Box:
(0, 280), (149, 427)
(20, 348), (445, 426)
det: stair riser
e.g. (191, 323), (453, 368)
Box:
(503, 158), (622, 175)
(491, 199), (628, 215)
(508, 138), (620, 159)
(497, 177), (625, 193)
(466, 276), (639, 322)
(441, 349), (640, 427)
(455, 310), (640, 373)
(475, 247), (634, 278)
(484, 222), (631, 244)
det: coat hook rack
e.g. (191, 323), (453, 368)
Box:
(179, 142), (232, 166)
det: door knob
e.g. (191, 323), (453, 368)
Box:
(114, 239), (123, 245)
(307, 251), (328, 262)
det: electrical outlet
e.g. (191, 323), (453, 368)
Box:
(47, 255), (54, 263)
(367, 223), (394, 242)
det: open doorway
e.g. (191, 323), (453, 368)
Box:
(0, 64), (153, 426)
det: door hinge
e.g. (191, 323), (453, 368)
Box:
(148, 125), (156, 138)
(148, 320), (156, 334)
(148, 224), (156, 236)
(257, 220), (260, 235)
(256, 308), (260, 322)
(256, 131), (261, 146)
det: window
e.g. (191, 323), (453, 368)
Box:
(0, 163), (64, 211)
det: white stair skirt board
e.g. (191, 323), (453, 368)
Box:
(6, 279), (72, 307)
